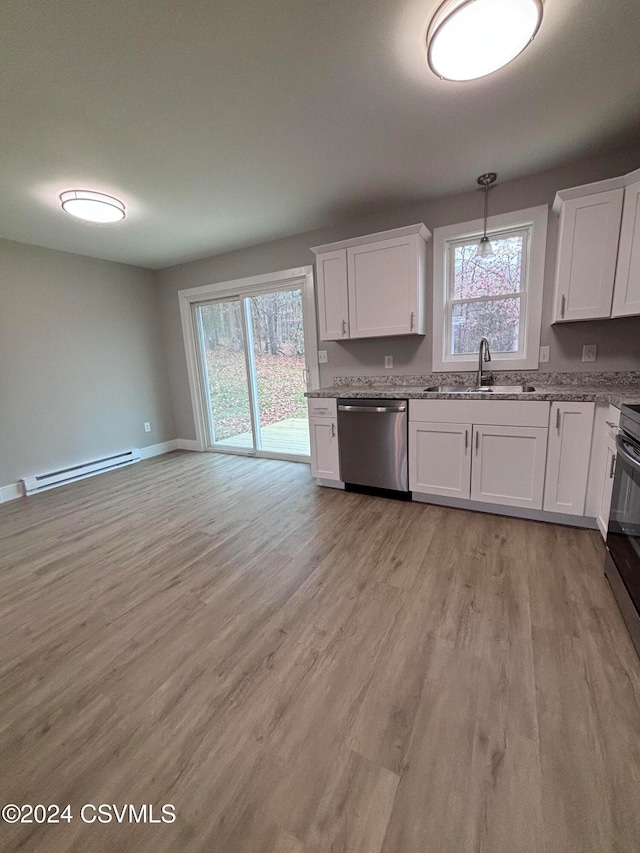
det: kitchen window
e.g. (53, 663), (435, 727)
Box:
(432, 205), (548, 372)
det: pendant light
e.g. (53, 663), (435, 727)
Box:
(474, 172), (497, 261)
(60, 190), (126, 223)
(427, 0), (543, 82)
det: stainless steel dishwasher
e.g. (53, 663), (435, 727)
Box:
(337, 399), (409, 493)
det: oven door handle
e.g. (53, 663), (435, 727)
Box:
(616, 435), (640, 472)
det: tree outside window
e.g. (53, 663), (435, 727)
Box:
(447, 228), (529, 357)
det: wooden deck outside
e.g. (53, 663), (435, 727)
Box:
(217, 416), (310, 456)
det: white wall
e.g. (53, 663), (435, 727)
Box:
(0, 239), (176, 488)
(157, 147), (640, 441)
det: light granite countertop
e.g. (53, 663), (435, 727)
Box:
(305, 371), (640, 408)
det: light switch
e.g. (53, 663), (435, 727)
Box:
(384, 355), (393, 369)
(539, 346), (550, 363)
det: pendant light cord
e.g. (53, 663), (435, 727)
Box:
(483, 182), (489, 240)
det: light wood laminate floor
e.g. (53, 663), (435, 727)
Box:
(1, 451), (639, 852)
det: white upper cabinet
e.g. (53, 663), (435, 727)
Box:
(552, 168), (640, 323)
(311, 224), (430, 341)
(612, 178), (640, 317)
(315, 249), (349, 341)
(553, 187), (623, 322)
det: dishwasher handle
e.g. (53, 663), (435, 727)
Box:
(338, 404), (406, 413)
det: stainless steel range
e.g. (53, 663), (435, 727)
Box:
(605, 403), (640, 655)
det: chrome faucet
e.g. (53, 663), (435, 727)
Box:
(477, 337), (492, 386)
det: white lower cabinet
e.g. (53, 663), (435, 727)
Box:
(408, 401), (550, 512)
(308, 399), (340, 481)
(409, 422), (471, 498)
(309, 417), (340, 480)
(597, 435), (618, 538)
(543, 402), (595, 515)
(596, 409), (621, 538)
(470, 425), (548, 510)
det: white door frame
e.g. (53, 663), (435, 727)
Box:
(178, 265), (319, 454)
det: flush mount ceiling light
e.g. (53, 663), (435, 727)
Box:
(474, 172), (497, 261)
(59, 190), (126, 223)
(427, 0), (543, 81)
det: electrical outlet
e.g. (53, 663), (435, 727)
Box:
(144, 422), (151, 433)
(318, 350), (328, 364)
(582, 344), (597, 363)
(539, 345), (550, 363)
(384, 355), (394, 369)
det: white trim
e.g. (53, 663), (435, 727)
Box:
(411, 491), (598, 529)
(552, 166), (640, 213)
(0, 481), (25, 503)
(139, 440), (179, 459)
(316, 478), (345, 489)
(311, 223), (431, 254)
(432, 205), (548, 373)
(0, 442), (186, 503)
(178, 265), (319, 454)
(177, 438), (202, 451)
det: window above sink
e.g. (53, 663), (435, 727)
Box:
(432, 205), (548, 373)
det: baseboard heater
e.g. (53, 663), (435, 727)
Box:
(22, 449), (141, 495)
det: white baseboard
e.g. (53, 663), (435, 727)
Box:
(0, 481), (25, 503)
(177, 438), (202, 451)
(0, 439), (195, 504)
(411, 491), (599, 529)
(139, 439), (179, 459)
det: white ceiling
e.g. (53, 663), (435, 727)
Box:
(1, 0), (639, 269)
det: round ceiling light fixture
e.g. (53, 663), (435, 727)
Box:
(427, 0), (543, 82)
(60, 190), (126, 223)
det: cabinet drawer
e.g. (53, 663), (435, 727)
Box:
(409, 399), (550, 427)
(308, 398), (337, 418)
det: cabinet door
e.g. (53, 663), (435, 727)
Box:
(309, 417), (340, 480)
(316, 250), (349, 341)
(543, 402), (594, 516)
(471, 425), (548, 510)
(346, 234), (422, 338)
(553, 189), (623, 322)
(612, 180), (640, 318)
(597, 434), (618, 539)
(409, 421), (471, 498)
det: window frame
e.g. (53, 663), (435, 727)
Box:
(432, 205), (548, 373)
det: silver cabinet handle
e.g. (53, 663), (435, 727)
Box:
(465, 429), (468, 451)
(338, 404), (406, 413)
(560, 294), (566, 318)
(342, 319), (347, 336)
(556, 408), (561, 431)
(606, 420), (618, 429)
(331, 422), (336, 438)
(609, 454), (616, 478)
(475, 431), (479, 454)
(410, 311), (414, 331)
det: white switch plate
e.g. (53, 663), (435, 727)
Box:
(539, 345), (550, 363)
(144, 422), (151, 432)
(384, 355), (393, 369)
(582, 344), (597, 363)
(318, 350), (328, 364)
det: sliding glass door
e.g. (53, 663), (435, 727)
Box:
(195, 286), (311, 459)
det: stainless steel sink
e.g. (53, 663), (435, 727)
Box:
(423, 385), (536, 394)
